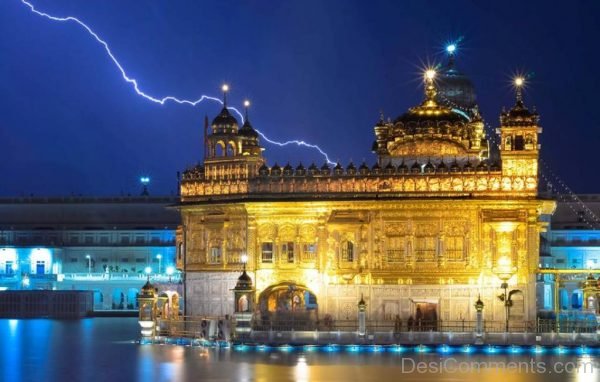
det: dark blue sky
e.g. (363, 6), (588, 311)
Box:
(1, 0), (599, 196)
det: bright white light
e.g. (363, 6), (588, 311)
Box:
(425, 69), (436, 81)
(144, 266), (152, 274)
(166, 266), (174, 276)
(446, 44), (456, 53)
(156, 254), (162, 260)
(241, 254), (248, 264)
(221, 84), (229, 93)
(587, 260), (594, 269)
(140, 177), (150, 185)
(243, 100), (250, 108)
(514, 77), (525, 87)
(85, 254), (91, 259)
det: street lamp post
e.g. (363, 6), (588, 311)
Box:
(85, 254), (91, 274)
(493, 256), (521, 332)
(156, 254), (162, 274)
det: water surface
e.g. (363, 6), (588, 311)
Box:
(0, 318), (597, 382)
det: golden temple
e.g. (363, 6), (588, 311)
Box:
(176, 66), (555, 327)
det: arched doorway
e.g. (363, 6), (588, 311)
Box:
(93, 290), (103, 310)
(112, 288), (125, 310)
(257, 282), (318, 330)
(127, 288), (139, 309)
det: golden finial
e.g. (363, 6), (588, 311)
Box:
(222, 84), (229, 106)
(514, 77), (524, 104)
(424, 69), (437, 105)
(243, 99), (250, 120)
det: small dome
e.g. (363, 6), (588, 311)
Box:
(295, 163), (306, 176)
(320, 163), (331, 175)
(450, 159), (461, 172)
(271, 163), (281, 176)
(384, 162), (396, 174)
(212, 106), (239, 128)
(333, 162), (344, 175)
(283, 163), (293, 176)
(410, 161), (421, 173)
(436, 58), (477, 112)
(424, 160), (435, 173)
(234, 270), (253, 290)
(463, 160), (474, 172)
(437, 160), (447, 172)
(239, 118), (259, 137)
(258, 164), (269, 176)
(398, 161), (409, 174)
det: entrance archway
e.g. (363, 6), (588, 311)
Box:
(257, 282), (318, 330)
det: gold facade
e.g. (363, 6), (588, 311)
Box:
(177, 72), (555, 322)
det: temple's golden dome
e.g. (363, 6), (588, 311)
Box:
(373, 70), (487, 160)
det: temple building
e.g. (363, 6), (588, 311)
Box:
(177, 67), (555, 328)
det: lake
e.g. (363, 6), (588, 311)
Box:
(0, 318), (597, 382)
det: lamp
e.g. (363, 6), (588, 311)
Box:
(492, 256), (521, 332)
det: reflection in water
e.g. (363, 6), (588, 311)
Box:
(0, 318), (597, 382)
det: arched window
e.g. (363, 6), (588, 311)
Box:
(341, 240), (354, 262)
(227, 142), (236, 157)
(215, 142), (225, 157)
(209, 246), (222, 264)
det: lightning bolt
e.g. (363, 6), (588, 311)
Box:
(19, 0), (335, 165)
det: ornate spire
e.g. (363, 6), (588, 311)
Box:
(446, 43), (457, 69)
(244, 100), (250, 121)
(424, 69), (438, 105)
(514, 77), (524, 105)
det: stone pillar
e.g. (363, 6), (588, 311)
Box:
(358, 294), (366, 336)
(474, 294), (484, 345)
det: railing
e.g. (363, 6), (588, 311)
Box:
(156, 316), (229, 339)
(249, 318), (597, 334)
(61, 273), (181, 282)
(150, 316), (599, 343)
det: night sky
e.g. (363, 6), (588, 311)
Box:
(1, 0), (599, 196)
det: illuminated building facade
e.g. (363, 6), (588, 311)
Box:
(538, 195), (600, 314)
(0, 196), (179, 309)
(178, 71), (554, 326)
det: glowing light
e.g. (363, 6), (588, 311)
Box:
(140, 177), (150, 185)
(446, 44), (456, 54)
(19, 0), (335, 164)
(391, 345), (406, 353)
(484, 345), (498, 354)
(509, 345), (523, 354)
(240, 254), (248, 264)
(221, 84), (229, 93)
(415, 345), (429, 353)
(424, 69), (436, 81)
(243, 100), (250, 108)
(461, 345), (474, 354)
(144, 266), (152, 274)
(438, 344), (451, 354)
(514, 77), (525, 87)
(166, 266), (175, 276)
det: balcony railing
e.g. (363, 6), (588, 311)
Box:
(60, 273), (181, 282)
